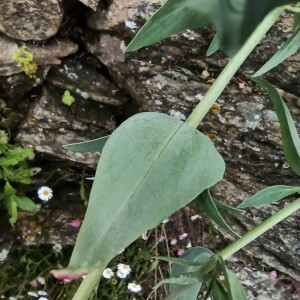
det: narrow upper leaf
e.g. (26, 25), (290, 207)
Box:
(63, 135), (110, 153)
(196, 190), (240, 237)
(206, 33), (220, 56)
(251, 77), (300, 175)
(126, 0), (216, 52)
(52, 113), (225, 279)
(213, 198), (244, 213)
(253, 28), (300, 77)
(238, 185), (300, 208)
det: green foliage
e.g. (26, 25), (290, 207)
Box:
(62, 90), (76, 106)
(0, 130), (41, 225)
(53, 112), (224, 278)
(11, 45), (38, 78)
(126, 0), (297, 55)
(63, 135), (110, 153)
(238, 185), (300, 208)
(196, 189), (240, 237)
(206, 34), (220, 56)
(253, 27), (300, 76)
(251, 77), (300, 176)
(0, 181), (37, 225)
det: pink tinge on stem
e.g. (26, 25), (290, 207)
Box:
(51, 268), (88, 282)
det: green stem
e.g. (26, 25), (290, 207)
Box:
(218, 198), (300, 260)
(186, 7), (284, 128)
(284, 5), (300, 13)
(72, 268), (102, 300)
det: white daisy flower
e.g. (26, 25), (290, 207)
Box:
(117, 263), (131, 278)
(179, 233), (188, 240)
(37, 186), (53, 202)
(102, 268), (114, 279)
(27, 291), (38, 297)
(0, 248), (9, 262)
(128, 282), (142, 293)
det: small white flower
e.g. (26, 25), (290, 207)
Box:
(128, 282), (142, 293)
(27, 291), (38, 297)
(117, 270), (128, 278)
(162, 218), (169, 224)
(179, 233), (188, 240)
(53, 243), (62, 252)
(102, 268), (114, 279)
(37, 291), (48, 296)
(0, 248), (9, 262)
(37, 186), (53, 202)
(191, 214), (201, 221)
(117, 263), (131, 278)
(38, 297), (48, 300)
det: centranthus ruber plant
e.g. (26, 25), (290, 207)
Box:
(51, 1), (300, 299)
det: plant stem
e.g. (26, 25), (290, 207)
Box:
(218, 198), (300, 260)
(72, 268), (102, 300)
(186, 7), (284, 128)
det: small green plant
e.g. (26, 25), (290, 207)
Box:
(11, 45), (38, 78)
(0, 130), (41, 225)
(62, 90), (76, 106)
(51, 1), (300, 299)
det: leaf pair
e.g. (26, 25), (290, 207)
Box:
(0, 181), (37, 225)
(126, 0), (297, 55)
(154, 247), (246, 300)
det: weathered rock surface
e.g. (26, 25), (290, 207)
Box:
(16, 85), (117, 168)
(78, 0), (99, 11)
(0, 34), (78, 76)
(47, 57), (129, 106)
(0, 0), (64, 41)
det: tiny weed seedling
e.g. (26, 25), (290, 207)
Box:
(0, 130), (41, 225)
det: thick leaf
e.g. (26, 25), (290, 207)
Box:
(52, 112), (225, 279)
(169, 247), (215, 300)
(238, 185), (300, 208)
(251, 77), (300, 175)
(155, 275), (199, 289)
(213, 198), (244, 214)
(196, 190), (240, 237)
(253, 28), (300, 77)
(126, 0), (217, 52)
(218, 256), (247, 300)
(210, 279), (228, 300)
(63, 136), (110, 153)
(294, 13), (300, 30)
(206, 33), (220, 56)
(15, 196), (37, 212)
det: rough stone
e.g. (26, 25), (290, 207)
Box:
(47, 57), (129, 106)
(0, 0), (64, 41)
(0, 34), (78, 76)
(78, 0), (99, 11)
(16, 85), (118, 168)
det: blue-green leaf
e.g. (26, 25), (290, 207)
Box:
(63, 136), (110, 153)
(253, 28), (300, 77)
(213, 198), (244, 214)
(196, 190), (240, 237)
(210, 279), (228, 300)
(251, 77), (300, 176)
(52, 113), (225, 280)
(293, 13), (300, 30)
(169, 247), (215, 300)
(206, 33), (220, 56)
(126, 0), (216, 52)
(238, 185), (300, 208)
(218, 256), (247, 300)
(154, 256), (205, 267)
